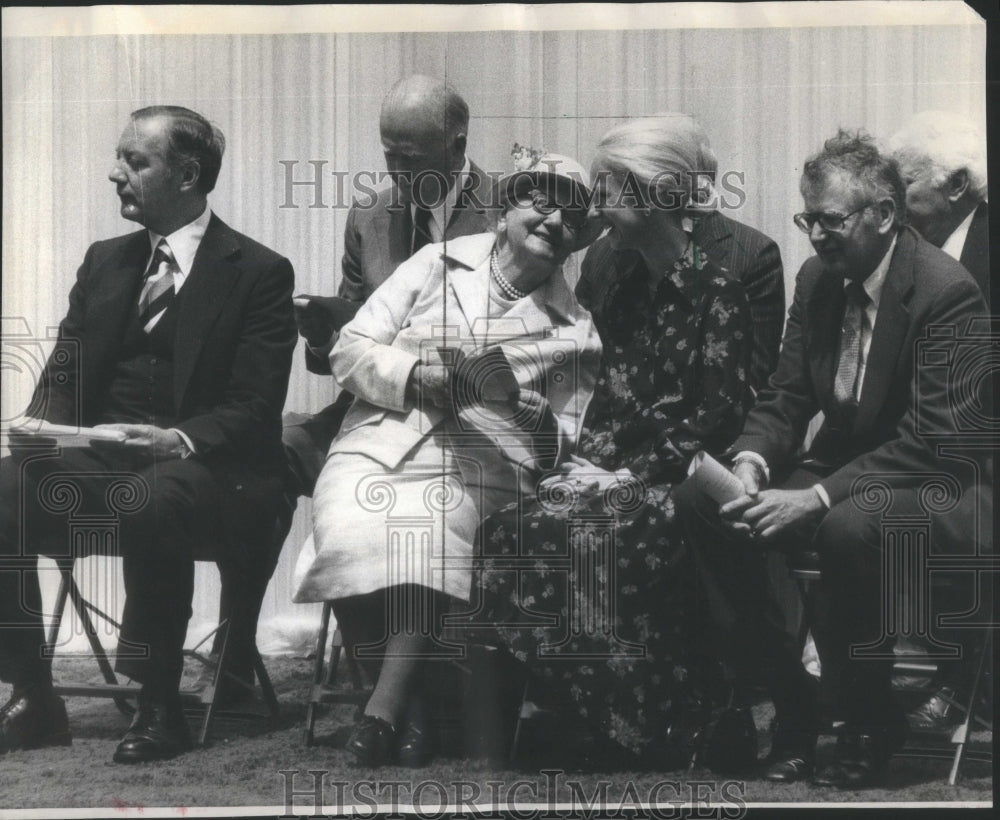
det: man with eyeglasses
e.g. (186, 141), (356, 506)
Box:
(675, 129), (987, 788)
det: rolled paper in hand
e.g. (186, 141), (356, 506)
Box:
(687, 451), (746, 505)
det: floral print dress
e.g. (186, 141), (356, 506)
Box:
(476, 239), (752, 762)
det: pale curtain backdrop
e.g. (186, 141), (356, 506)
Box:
(1, 25), (985, 652)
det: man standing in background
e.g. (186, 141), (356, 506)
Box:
(285, 75), (493, 495)
(888, 110), (989, 303)
(888, 110), (992, 732)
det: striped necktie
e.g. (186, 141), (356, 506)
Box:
(833, 280), (870, 406)
(138, 240), (178, 332)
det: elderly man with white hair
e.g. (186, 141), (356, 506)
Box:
(888, 111), (992, 736)
(888, 110), (989, 302)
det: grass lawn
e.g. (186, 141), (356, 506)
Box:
(0, 656), (992, 813)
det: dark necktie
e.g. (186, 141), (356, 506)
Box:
(138, 240), (178, 333)
(833, 280), (870, 405)
(412, 206), (434, 254)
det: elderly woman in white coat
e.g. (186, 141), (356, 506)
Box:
(294, 153), (603, 767)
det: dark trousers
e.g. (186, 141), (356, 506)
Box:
(674, 469), (823, 731)
(281, 391), (353, 498)
(0, 447), (222, 696)
(675, 465), (983, 732)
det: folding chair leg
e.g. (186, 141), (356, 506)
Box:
(196, 619), (231, 747)
(253, 649), (280, 722)
(948, 633), (991, 786)
(304, 602), (333, 746)
(56, 570), (135, 716)
(509, 679), (532, 765)
(46, 568), (71, 647)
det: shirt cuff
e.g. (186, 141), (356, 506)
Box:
(171, 429), (195, 458)
(813, 484), (831, 509)
(734, 451), (770, 483)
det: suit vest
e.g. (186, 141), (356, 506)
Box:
(101, 283), (185, 428)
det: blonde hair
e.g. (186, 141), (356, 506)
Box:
(592, 113), (718, 211)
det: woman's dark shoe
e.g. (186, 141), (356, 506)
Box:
(346, 715), (396, 767)
(663, 695), (711, 769)
(397, 694), (433, 768)
(397, 722), (432, 768)
(704, 705), (759, 774)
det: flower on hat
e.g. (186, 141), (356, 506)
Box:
(511, 142), (547, 172)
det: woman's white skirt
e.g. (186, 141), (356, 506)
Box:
(294, 434), (484, 604)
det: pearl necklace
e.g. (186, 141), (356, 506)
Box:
(490, 247), (529, 301)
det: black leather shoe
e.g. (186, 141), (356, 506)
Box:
(664, 695), (711, 769)
(397, 696), (433, 768)
(763, 724), (817, 783)
(813, 716), (908, 789)
(0, 688), (72, 753)
(112, 696), (191, 764)
(813, 733), (889, 788)
(346, 715), (396, 767)
(908, 685), (963, 733)
(765, 753), (815, 782)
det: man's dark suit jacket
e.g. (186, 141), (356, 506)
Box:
(958, 200), (989, 304)
(576, 210), (784, 393)
(32, 213), (297, 548)
(734, 226), (987, 506)
(305, 161), (494, 375)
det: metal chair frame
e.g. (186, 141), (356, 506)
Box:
(789, 559), (993, 785)
(45, 555), (280, 746)
(303, 602), (372, 746)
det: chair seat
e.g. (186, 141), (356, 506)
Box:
(43, 494), (294, 746)
(787, 548), (821, 580)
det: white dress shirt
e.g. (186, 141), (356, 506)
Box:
(144, 204), (212, 290)
(940, 206), (979, 262)
(849, 233), (895, 404)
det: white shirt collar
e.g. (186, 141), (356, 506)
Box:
(414, 157), (470, 242)
(940, 206), (979, 261)
(147, 205), (212, 277)
(847, 233), (896, 310)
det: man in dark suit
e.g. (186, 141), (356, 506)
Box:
(285, 75), (493, 495)
(888, 111), (990, 304)
(575, 123), (784, 394)
(888, 111), (992, 732)
(0, 106), (296, 762)
(675, 130), (987, 788)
